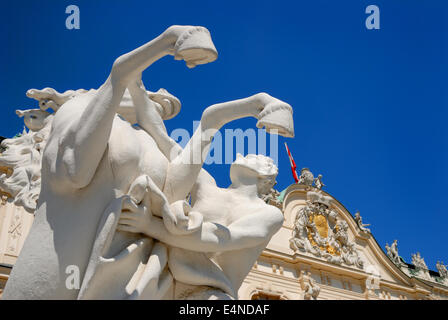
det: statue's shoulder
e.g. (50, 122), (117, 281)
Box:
(242, 199), (283, 224)
(260, 202), (284, 227)
(51, 96), (87, 127)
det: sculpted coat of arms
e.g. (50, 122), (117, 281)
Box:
(290, 191), (364, 269)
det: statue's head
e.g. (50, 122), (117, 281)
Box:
(26, 86), (181, 125)
(230, 153), (278, 195)
(16, 109), (52, 132)
(26, 87), (88, 112)
(117, 88), (181, 124)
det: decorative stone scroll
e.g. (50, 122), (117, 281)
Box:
(289, 191), (364, 269)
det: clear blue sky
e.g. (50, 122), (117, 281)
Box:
(0, 1), (446, 270)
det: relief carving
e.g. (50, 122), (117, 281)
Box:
(298, 271), (320, 300)
(290, 191), (364, 269)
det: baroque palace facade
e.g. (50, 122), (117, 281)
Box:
(1, 136), (447, 300)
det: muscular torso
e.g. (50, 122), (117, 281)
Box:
(183, 184), (272, 296)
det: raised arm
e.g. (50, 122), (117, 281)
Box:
(127, 81), (293, 203)
(55, 26), (216, 189)
(127, 78), (182, 161)
(127, 76), (217, 197)
(163, 93), (293, 203)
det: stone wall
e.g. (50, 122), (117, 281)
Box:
(0, 200), (34, 298)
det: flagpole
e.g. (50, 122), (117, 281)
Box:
(284, 142), (299, 183)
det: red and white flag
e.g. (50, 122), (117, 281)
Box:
(284, 142), (299, 183)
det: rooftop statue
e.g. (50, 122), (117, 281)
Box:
(354, 211), (371, 234)
(298, 168), (314, 186)
(3, 25), (294, 300)
(385, 239), (402, 266)
(297, 168), (324, 190)
(436, 261), (448, 279)
(313, 174), (325, 190)
(261, 187), (282, 208)
(410, 252), (432, 281)
(412, 252), (428, 271)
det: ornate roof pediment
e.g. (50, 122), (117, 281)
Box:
(280, 183), (430, 290)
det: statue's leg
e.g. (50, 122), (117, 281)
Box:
(61, 26), (206, 188)
(128, 78), (182, 160)
(129, 242), (173, 300)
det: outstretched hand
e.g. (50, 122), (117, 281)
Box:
(254, 93), (294, 138)
(117, 195), (152, 234)
(164, 25), (218, 69)
(117, 174), (203, 236)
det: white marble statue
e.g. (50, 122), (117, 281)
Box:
(412, 252), (428, 271)
(298, 168), (314, 186)
(299, 271), (320, 300)
(3, 25), (294, 300)
(385, 239), (402, 266)
(436, 261), (448, 279)
(411, 252), (432, 280)
(108, 153), (284, 299)
(354, 211), (371, 234)
(313, 174), (324, 190)
(0, 109), (53, 212)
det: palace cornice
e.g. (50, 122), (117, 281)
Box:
(260, 249), (433, 296)
(261, 249), (373, 280)
(248, 268), (302, 287)
(317, 282), (366, 299)
(248, 266), (368, 300)
(410, 277), (448, 294)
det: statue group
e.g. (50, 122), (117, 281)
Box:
(1, 25), (295, 299)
